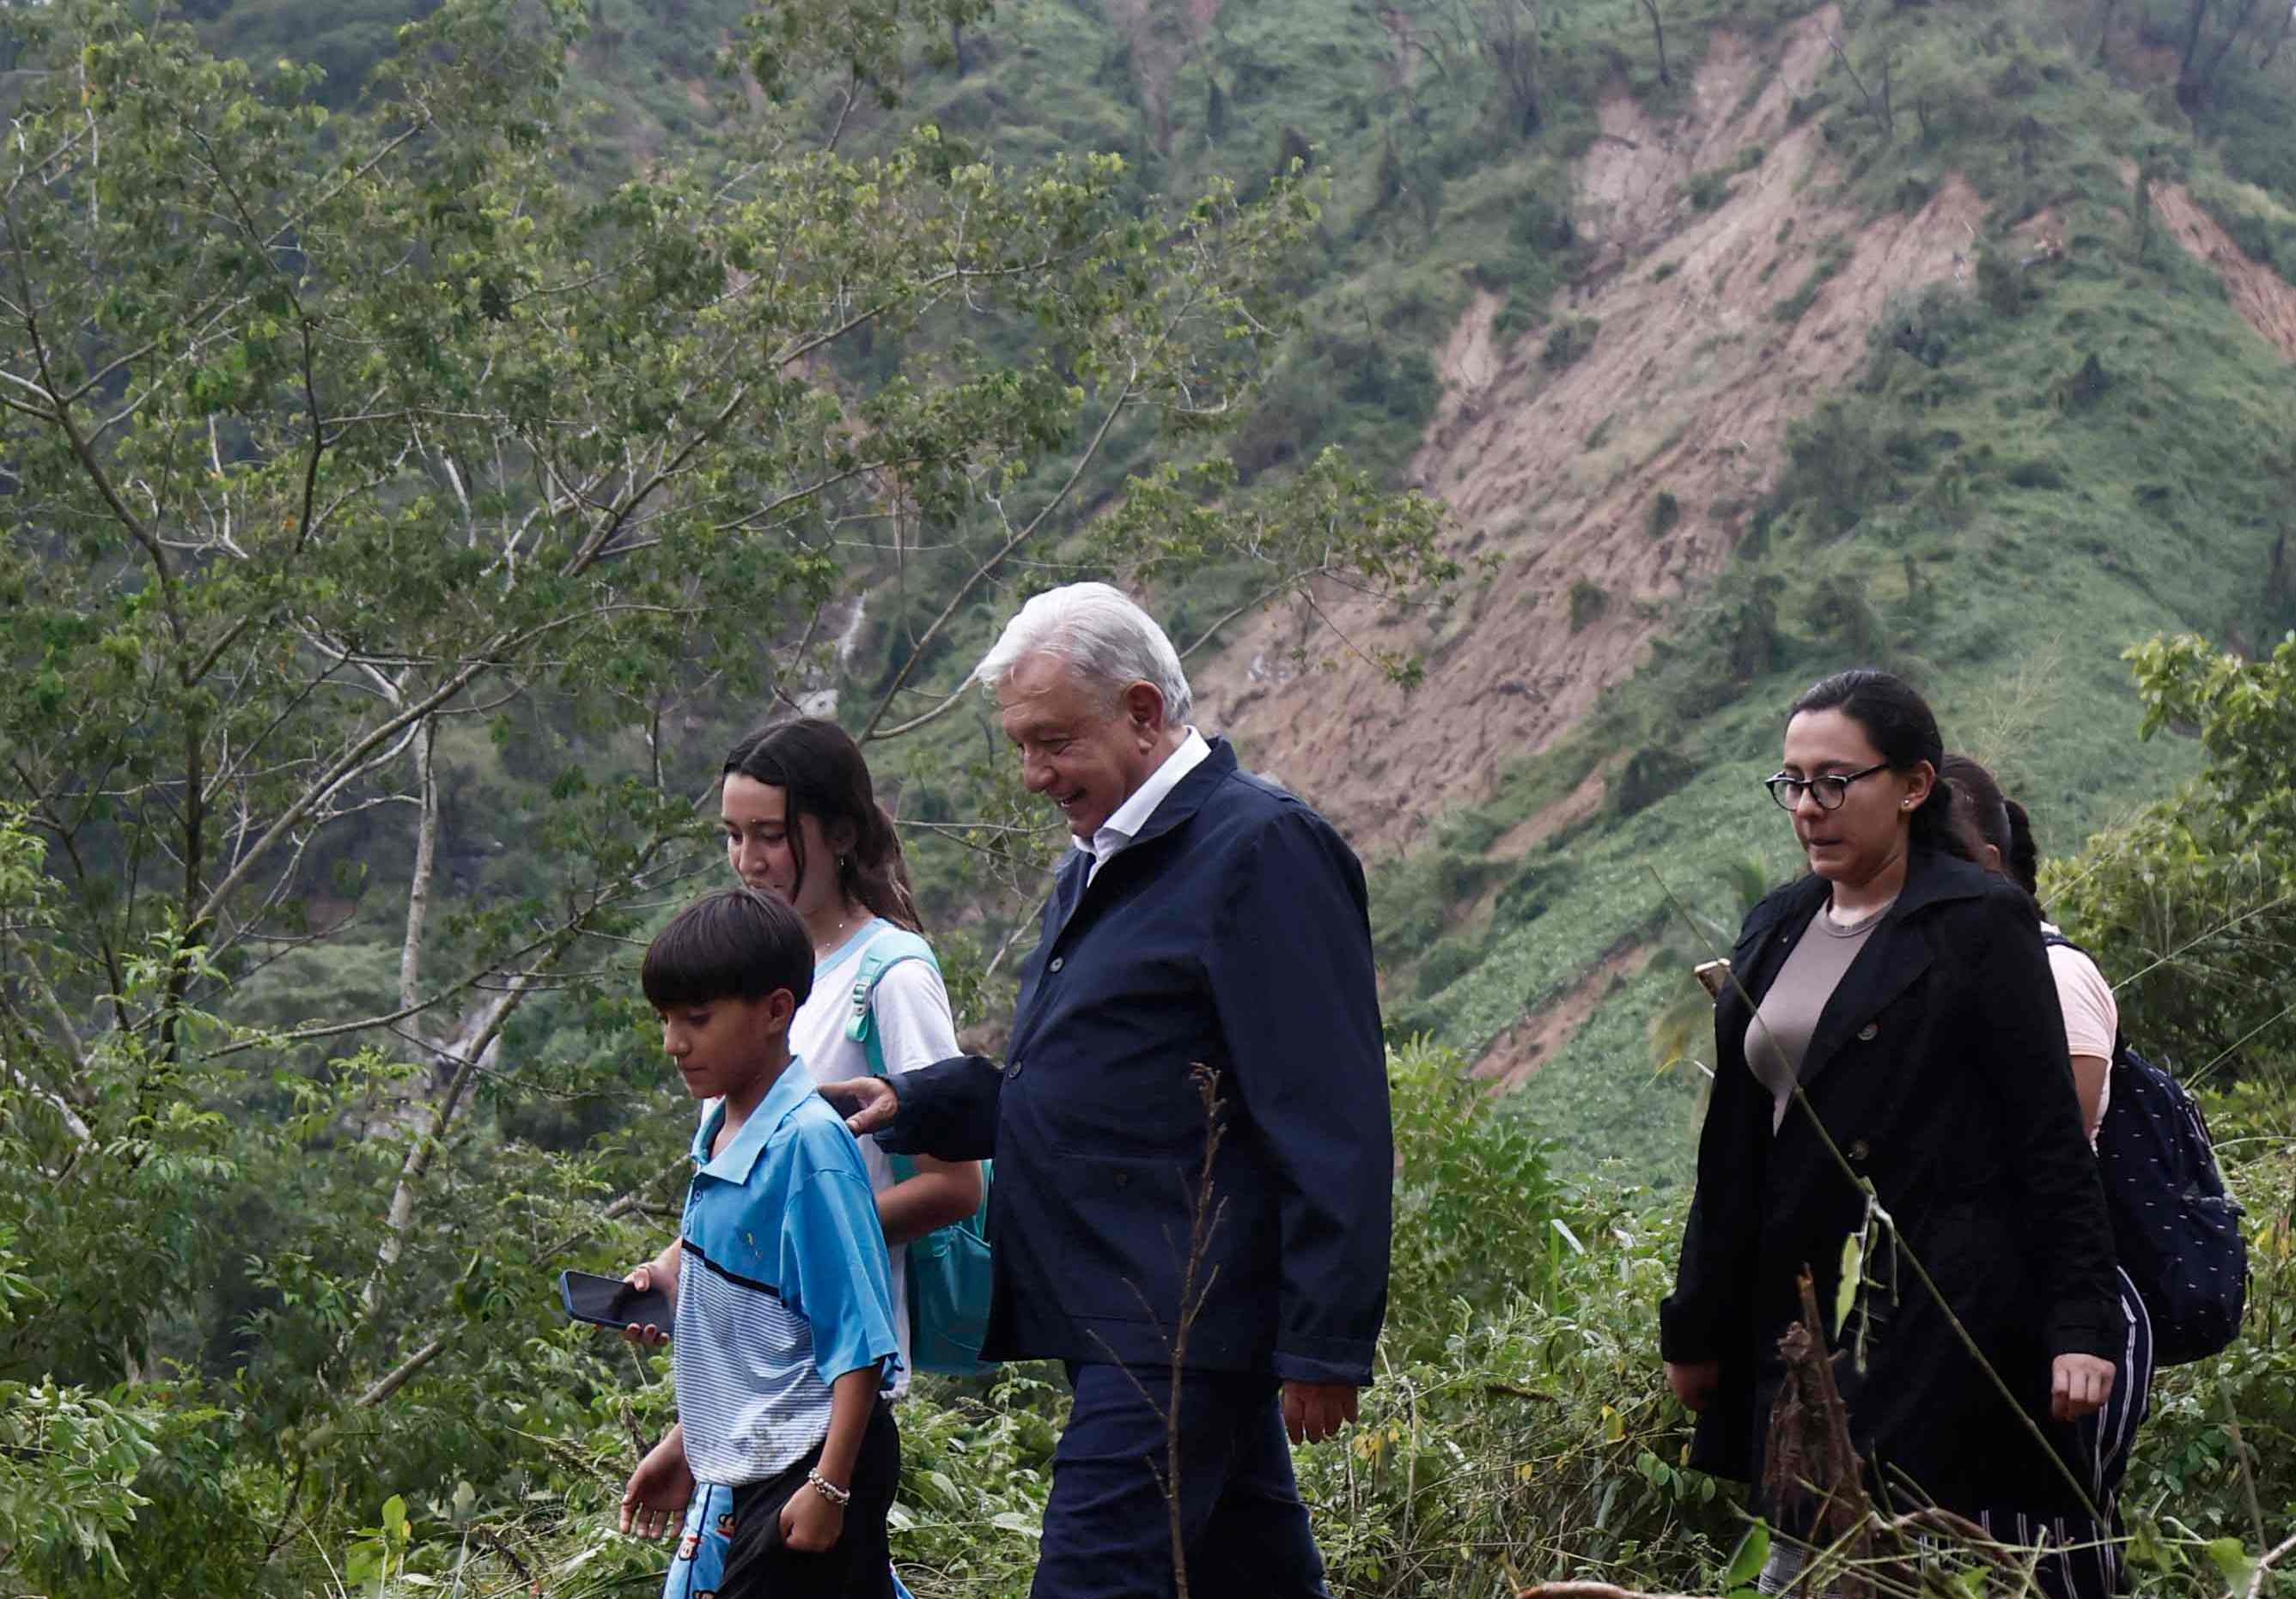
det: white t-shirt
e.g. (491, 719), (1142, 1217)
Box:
(700, 919), (959, 1398)
(2042, 921), (2116, 1146)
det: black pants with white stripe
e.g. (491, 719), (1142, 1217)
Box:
(1976, 1267), (2156, 1599)
(1760, 1268), (2156, 1599)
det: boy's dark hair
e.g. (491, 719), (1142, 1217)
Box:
(643, 887), (814, 1011)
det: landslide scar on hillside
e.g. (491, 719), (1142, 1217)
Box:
(1195, 7), (1988, 860)
(2151, 181), (2296, 364)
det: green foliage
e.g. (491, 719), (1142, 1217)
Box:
(2118, 1079), (2296, 1583)
(2049, 634), (2296, 1074)
(1303, 1183), (1733, 1595)
(1614, 747), (1697, 817)
(0, 1209), (167, 1584)
(1686, 167), (1735, 211)
(1385, 1039), (1577, 1357)
(1545, 315), (1603, 370)
(1570, 575), (1612, 631)
(1647, 489), (1684, 538)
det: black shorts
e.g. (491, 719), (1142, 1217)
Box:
(720, 1401), (899, 1599)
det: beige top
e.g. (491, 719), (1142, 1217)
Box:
(2043, 922), (2117, 1146)
(1745, 901), (1890, 1132)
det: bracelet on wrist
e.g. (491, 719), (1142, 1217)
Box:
(805, 1468), (852, 1508)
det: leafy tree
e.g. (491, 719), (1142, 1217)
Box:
(2049, 634), (2296, 1078)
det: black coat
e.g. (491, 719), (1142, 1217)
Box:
(880, 739), (1393, 1384)
(1660, 848), (2121, 1518)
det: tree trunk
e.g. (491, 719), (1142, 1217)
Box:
(2177, 0), (2213, 96)
(2196, 0), (2266, 94)
(1643, 0), (1671, 84)
(362, 976), (538, 1316)
(398, 720), (439, 1017)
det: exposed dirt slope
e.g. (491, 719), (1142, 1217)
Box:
(2153, 183), (2296, 363)
(1471, 941), (1654, 1089)
(1195, 9), (1990, 854)
(1105, 0), (1222, 153)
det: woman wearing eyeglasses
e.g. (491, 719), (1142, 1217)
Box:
(1660, 670), (2122, 1596)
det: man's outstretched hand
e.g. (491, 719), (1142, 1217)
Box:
(1282, 1381), (1359, 1445)
(815, 1074), (899, 1137)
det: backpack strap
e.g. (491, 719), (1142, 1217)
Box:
(845, 927), (939, 1067)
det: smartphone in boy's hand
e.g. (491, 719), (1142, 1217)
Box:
(560, 1269), (673, 1337)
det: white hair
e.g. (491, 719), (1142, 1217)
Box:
(974, 581), (1194, 720)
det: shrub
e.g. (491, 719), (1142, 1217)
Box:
(2048, 635), (2296, 1072)
(1614, 746), (1696, 816)
(1544, 317), (1600, 371)
(1646, 489), (1682, 538)
(1415, 934), (1483, 998)
(1569, 576), (1610, 631)
(1977, 248), (2026, 317)
(1513, 188), (1578, 252)
(1779, 399), (1894, 535)
(1874, 283), (1985, 371)
(1382, 1039), (1576, 1351)
(1805, 571), (1885, 659)
(1684, 169), (1733, 212)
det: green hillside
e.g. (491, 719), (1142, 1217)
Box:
(3, 0), (2293, 1594)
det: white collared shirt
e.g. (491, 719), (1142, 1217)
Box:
(1078, 728), (1210, 882)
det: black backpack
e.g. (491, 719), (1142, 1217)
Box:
(2043, 933), (2249, 1366)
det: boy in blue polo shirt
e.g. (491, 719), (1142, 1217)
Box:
(619, 887), (904, 1599)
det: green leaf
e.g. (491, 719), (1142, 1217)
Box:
(381, 1493), (409, 1548)
(1725, 1521), (1771, 1589)
(2206, 1538), (2254, 1593)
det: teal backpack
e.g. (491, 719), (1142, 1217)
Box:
(845, 928), (996, 1377)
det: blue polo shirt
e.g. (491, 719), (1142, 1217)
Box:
(674, 1056), (901, 1486)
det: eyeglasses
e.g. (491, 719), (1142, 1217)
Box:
(1764, 763), (1891, 812)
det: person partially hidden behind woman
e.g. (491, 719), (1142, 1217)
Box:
(1942, 752), (2153, 1596)
(1661, 670), (2122, 1598)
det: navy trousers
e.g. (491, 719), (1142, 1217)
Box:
(1031, 1365), (1331, 1599)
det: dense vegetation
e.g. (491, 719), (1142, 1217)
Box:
(0, 0), (2291, 1594)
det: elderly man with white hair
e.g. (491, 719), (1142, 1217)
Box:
(821, 581), (1390, 1598)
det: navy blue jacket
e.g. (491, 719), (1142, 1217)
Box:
(878, 739), (1392, 1385)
